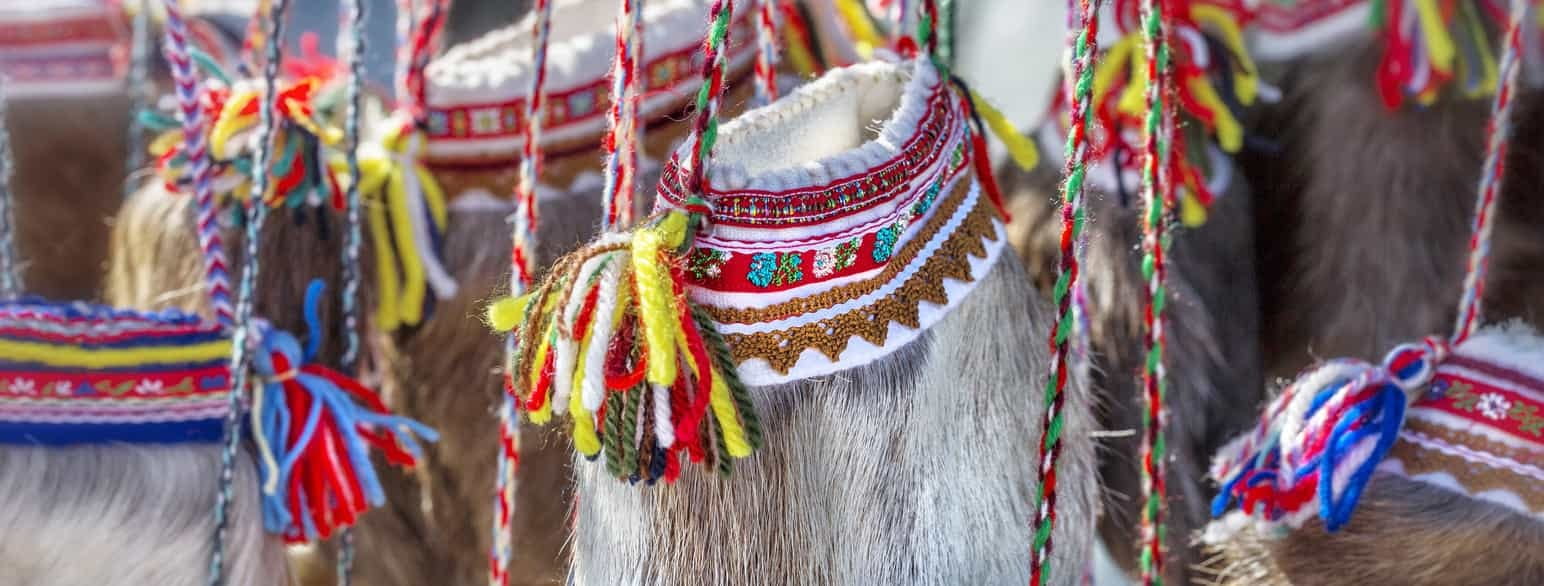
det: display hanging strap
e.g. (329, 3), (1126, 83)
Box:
(1030, 0), (1101, 582)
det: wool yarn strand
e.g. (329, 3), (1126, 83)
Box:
(602, 0), (646, 230)
(1135, 0), (1174, 580)
(160, 0), (235, 326)
(685, 0), (736, 199)
(752, 0), (781, 105)
(493, 0), (558, 582)
(335, 0), (370, 581)
(0, 76), (18, 299)
(206, 0), (289, 583)
(1030, 0), (1100, 583)
(1453, 0), (1527, 344)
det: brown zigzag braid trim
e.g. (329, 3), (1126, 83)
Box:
(1389, 421), (1544, 514)
(704, 175), (995, 326)
(720, 182), (1002, 374)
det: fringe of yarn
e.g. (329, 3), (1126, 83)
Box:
(1453, 0), (1524, 344)
(486, 211), (763, 483)
(1090, 1), (1257, 226)
(159, 0), (235, 327)
(778, 0), (824, 77)
(752, 0), (782, 105)
(0, 78), (18, 299)
(602, 0), (646, 231)
(1031, 0), (1100, 582)
(337, 116), (456, 331)
(1135, 0), (1174, 580)
(251, 281), (437, 544)
(208, 0), (290, 581)
(1372, 0), (1501, 109)
(336, 0), (370, 580)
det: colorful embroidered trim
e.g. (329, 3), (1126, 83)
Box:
(426, 44), (701, 143)
(1381, 331), (1544, 518)
(422, 0), (758, 163)
(660, 59), (1008, 385)
(0, 2), (129, 98)
(656, 91), (957, 227)
(0, 298), (437, 543)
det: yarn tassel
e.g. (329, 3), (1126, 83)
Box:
(333, 115), (457, 331)
(249, 282), (438, 543)
(485, 211), (761, 482)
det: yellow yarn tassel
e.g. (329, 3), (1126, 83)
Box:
(1180, 193), (1208, 227)
(970, 91), (1040, 171)
(1413, 0), (1457, 77)
(633, 213), (690, 386)
(708, 372), (751, 457)
(1192, 5), (1258, 106)
(487, 296), (530, 332)
(781, 23), (819, 78)
(833, 0), (883, 59)
(570, 338), (602, 456)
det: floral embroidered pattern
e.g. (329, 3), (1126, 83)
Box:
(7, 379), (35, 395)
(1478, 393), (1513, 420)
(136, 379), (166, 395)
(872, 225), (901, 262)
(1510, 402), (1544, 436)
(687, 248), (731, 280)
(813, 238), (862, 278)
(913, 180), (942, 217)
(748, 252), (804, 288)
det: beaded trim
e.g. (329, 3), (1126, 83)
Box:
(1382, 344), (1544, 519)
(0, 2), (129, 98)
(658, 91), (959, 228)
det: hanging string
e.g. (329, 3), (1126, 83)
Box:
(1453, 0), (1526, 345)
(125, 0), (154, 198)
(1030, 0), (1100, 582)
(937, 0), (954, 67)
(335, 0), (370, 581)
(396, 0), (449, 124)
(493, 0), (557, 582)
(160, 0), (235, 327)
(602, 0), (646, 230)
(684, 0), (736, 201)
(917, 0), (939, 62)
(1135, 0), (1174, 580)
(0, 75), (19, 298)
(206, 0), (289, 583)
(752, 0), (781, 105)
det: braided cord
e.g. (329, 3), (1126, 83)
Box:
(752, 0), (781, 105)
(1135, 0), (1173, 580)
(161, 0), (235, 326)
(397, 0), (449, 123)
(206, 1), (288, 583)
(125, 0), (153, 198)
(493, 1), (558, 582)
(511, 0), (554, 290)
(335, 0), (371, 581)
(1029, 0), (1099, 582)
(685, 0), (736, 200)
(1453, 0), (1527, 345)
(0, 75), (18, 298)
(602, 0), (646, 230)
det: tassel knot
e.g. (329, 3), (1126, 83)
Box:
(1210, 335), (1452, 535)
(247, 281), (438, 542)
(487, 210), (762, 484)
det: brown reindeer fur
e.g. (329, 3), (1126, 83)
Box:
(1208, 38), (1544, 584)
(106, 183), (609, 585)
(5, 95), (132, 300)
(999, 155), (1264, 583)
